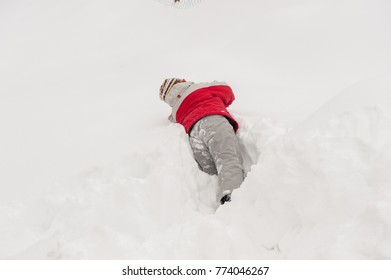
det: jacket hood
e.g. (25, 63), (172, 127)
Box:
(165, 81), (194, 107)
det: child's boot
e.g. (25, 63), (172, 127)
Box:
(220, 190), (232, 205)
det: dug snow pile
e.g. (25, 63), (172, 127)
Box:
(1, 78), (391, 259)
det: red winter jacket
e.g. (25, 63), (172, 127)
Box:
(166, 81), (238, 134)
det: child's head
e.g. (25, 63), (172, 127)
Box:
(159, 78), (186, 102)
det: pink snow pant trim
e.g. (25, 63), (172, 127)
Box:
(189, 115), (244, 201)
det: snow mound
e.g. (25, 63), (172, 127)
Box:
(234, 108), (391, 259)
(2, 79), (391, 259)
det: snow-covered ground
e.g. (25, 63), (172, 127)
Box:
(0, 0), (391, 259)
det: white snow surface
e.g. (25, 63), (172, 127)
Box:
(1, 0), (391, 259)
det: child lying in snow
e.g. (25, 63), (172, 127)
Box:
(159, 78), (244, 204)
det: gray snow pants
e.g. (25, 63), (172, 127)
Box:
(189, 115), (244, 201)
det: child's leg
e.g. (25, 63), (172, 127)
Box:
(207, 116), (244, 200)
(189, 115), (244, 201)
(189, 122), (218, 176)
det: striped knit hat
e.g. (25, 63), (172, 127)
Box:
(159, 78), (185, 101)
